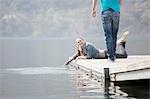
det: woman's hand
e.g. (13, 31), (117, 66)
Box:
(76, 56), (87, 59)
(64, 57), (74, 65)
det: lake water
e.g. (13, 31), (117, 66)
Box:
(1, 67), (77, 99)
(0, 38), (150, 99)
(1, 66), (149, 99)
(0, 37), (149, 68)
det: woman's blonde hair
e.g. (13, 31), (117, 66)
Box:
(75, 37), (85, 56)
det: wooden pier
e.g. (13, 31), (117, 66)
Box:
(70, 55), (150, 81)
(70, 55), (150, 95)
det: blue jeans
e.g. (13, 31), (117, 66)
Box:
(102, 9), (120, 61)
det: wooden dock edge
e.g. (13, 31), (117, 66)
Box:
(69, 55), (150, 95)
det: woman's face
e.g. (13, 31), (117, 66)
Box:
(76, 39), (84, 47)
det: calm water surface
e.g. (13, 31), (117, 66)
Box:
(1, 67), (77, 99)
(1, 66), (149, 99)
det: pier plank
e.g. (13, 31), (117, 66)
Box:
(70, 55), (150, 81)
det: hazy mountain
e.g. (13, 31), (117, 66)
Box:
(0, 0), (149, 37)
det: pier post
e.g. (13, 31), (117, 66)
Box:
(104, 68), (110, 95)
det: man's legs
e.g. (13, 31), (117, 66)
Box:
(112, 11), (120, 58)
(102, 9), (118, 61)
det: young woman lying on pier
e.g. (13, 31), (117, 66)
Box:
(65, 31), (129, 65)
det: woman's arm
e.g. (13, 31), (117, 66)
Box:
(65, 57), (74, 65)
(65, 52), (79, 65)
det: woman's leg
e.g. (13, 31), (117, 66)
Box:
(98, 42), (128, 59)
(115, 31), (129, 58)
(98, 50), (108, 59)
(115, 42), (128, 58)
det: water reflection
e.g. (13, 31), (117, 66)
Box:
(115, 80), (150, 99)
(2, 66), (149, 99)
(5, 67), (73, 75)
(74, 69), (148, 99)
